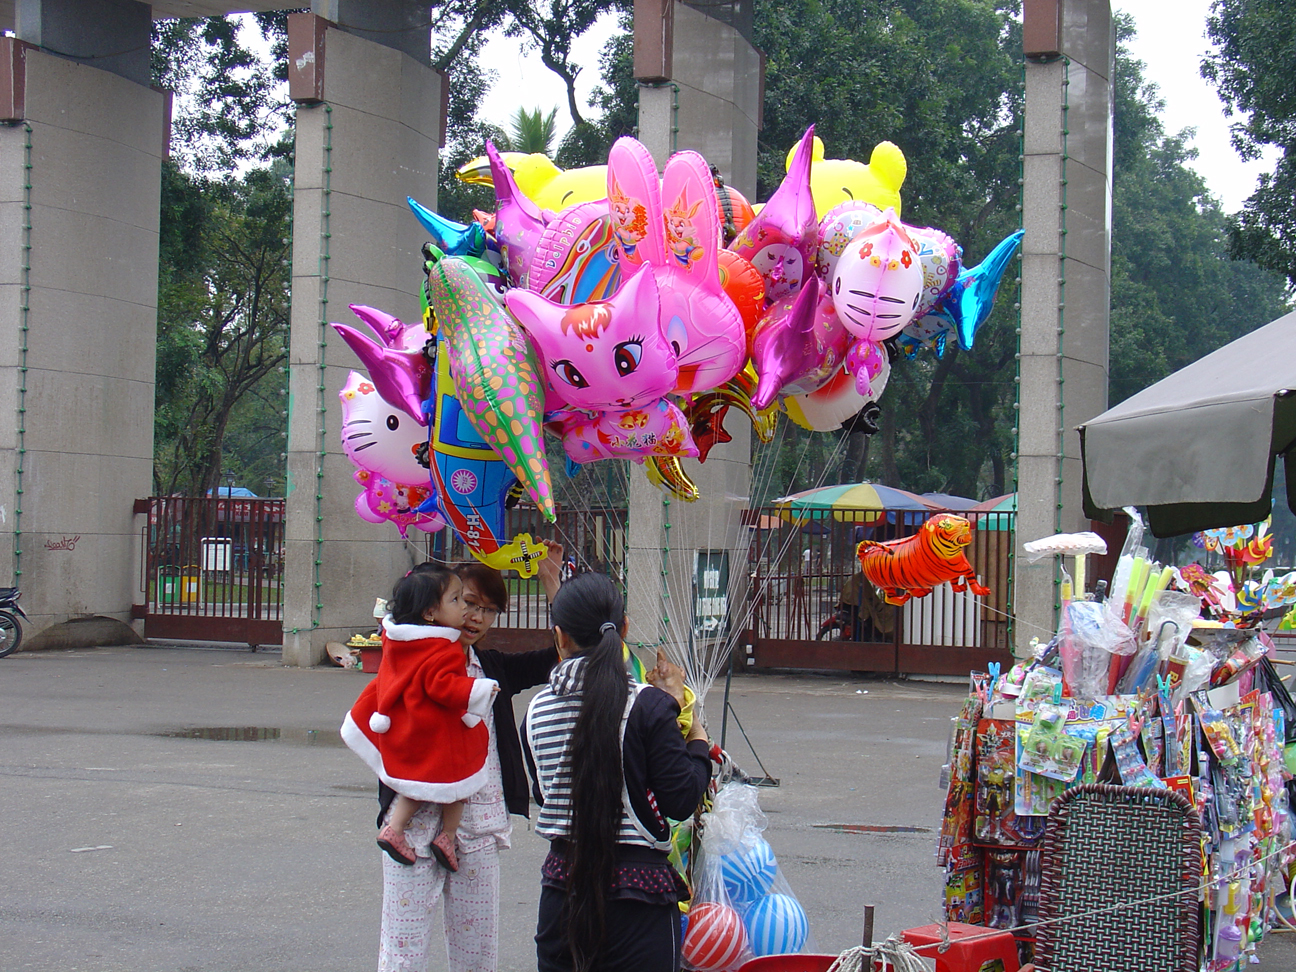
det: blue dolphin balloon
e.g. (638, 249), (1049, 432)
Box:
(939, 229), (1025, 351)
(407, 196), (487, 258)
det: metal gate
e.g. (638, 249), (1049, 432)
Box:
(428, 505), (628, 652)
(135, 496), (285, 646)
(745, 507), (1016, 675)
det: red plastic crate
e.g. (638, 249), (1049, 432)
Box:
(360, 646), (382, 673)
(901, 922), (1019, 972)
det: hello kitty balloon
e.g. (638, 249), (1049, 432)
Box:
(830, 208), (925, 343)
(339, 370), (444, 537)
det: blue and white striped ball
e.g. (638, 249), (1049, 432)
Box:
(744, 892), (809, 957)
(719, 838), (777, 905)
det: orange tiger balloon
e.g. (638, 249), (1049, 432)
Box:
(857, 514), (992, 606)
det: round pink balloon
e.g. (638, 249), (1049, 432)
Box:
(815, 200), (881, 282)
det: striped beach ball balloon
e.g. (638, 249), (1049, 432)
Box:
(744, 893), (810, 957)
(682, 901), (748, 971)
(719, 838), (778, 905)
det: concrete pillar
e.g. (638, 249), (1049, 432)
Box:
(0, 16), (164, 637)
(1015, 0), (1113, 646)
(635, 0), (760, 198)
(16, 0), (151, 86)
(283, 12), (442, 666)
(627, 0), (760, 718)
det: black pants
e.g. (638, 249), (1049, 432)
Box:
(536, 884), (681, 972)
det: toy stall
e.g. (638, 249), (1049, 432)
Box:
(937, 514), (1296, 971)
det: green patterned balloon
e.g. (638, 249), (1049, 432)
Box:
(425, 253), (556, 522)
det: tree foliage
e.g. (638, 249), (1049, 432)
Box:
(740, 3), (1291, 505)
(496, 106), (561, 154)
(151, 16), (292, 175)
(155, 162), (292, 497)
(1202, 0), (1296, 287)
(751, 0), (1024, 502)
(153, 16), (293, 497)
(1111, 14), (1290, 405)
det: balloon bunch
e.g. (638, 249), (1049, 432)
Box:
(332, 126), (1022, 565)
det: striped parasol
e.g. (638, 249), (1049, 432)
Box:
(773, 482), (940, 523)
(969, 492), (1016, 531)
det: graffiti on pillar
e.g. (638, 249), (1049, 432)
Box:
(45, 535), (80, 551)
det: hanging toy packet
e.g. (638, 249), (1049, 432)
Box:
(683, 782), (812, 971)
(1018, 701), (1086, 782)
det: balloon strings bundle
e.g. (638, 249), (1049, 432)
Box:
(827, 940), (934, 972)
(658, 424), (855, 723)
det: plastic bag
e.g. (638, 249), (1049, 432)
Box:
(1108, 507), (1147, 607)
(1116, 591), (1201, 694)
(683, 782), (811, 970)
(1058, 600), (1134, 697)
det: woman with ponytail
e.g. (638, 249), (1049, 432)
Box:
(522, 573), (711, 972)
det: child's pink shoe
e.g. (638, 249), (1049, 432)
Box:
(377, 825), (417, 866)
(431, 831), (459, 872)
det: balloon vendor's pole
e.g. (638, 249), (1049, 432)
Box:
(720, 638), (735, 751)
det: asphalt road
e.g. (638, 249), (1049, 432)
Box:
(1, 645), (1293, 971)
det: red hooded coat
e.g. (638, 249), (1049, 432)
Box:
(341, 618), (497, 802)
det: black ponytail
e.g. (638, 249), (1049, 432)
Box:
(550, 572), (629, 972)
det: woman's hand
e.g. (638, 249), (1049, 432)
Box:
(645, 649), (688, 708)
(535, 539), (564, 602)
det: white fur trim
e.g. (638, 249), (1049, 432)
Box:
(369, 712), (391, 733)
(466, 678), (498, 718)
(341, 712), (491, 803)
(462, 712), (483, 728)
(381, 615), (461, 643)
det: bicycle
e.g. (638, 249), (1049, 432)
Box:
(0, 587), (28, 658)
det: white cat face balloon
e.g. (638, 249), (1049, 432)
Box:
(830, 208), (924, 342)
(339, 371), (429, 485)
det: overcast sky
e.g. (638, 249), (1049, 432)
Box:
(476, 2), (1274, 214)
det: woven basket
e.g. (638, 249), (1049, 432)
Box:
(1033, 783), (1201, 972)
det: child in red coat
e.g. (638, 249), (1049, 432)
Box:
(342, 567), (498, 871)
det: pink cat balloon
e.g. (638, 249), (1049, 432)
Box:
(339, 371), (445, 537)
(730, 126), (820, 304)
(830, 208), (924, 342)
(506, 265), (676, 413)
(606, 137), (745, 395)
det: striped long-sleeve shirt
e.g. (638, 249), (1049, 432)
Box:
(522, 656), (712, 849)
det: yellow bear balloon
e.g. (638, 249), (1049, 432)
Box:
(457, 151), (608, 212)
(786, 136), (907, 219)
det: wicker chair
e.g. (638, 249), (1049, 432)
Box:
(1033, 783), (1201, 972)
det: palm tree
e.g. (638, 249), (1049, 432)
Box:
(500, 106), (559, 156)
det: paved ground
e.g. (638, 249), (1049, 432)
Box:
(1, 644), (1293, 971)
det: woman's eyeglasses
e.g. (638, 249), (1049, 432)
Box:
(464, 600), (500, 621)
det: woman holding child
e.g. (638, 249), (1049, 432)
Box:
(348, 546), (562, 972)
